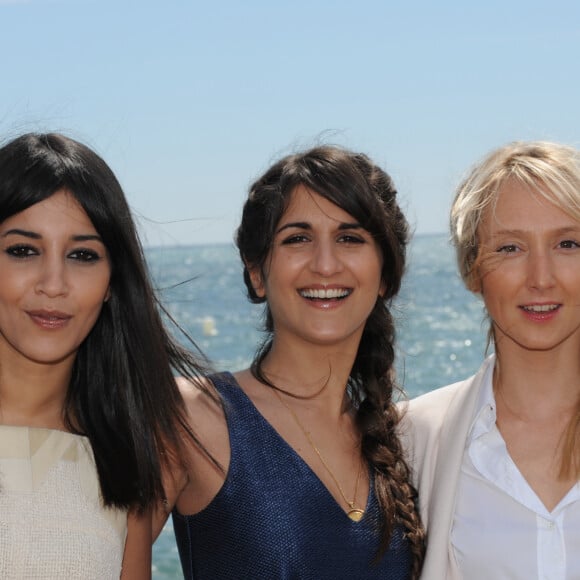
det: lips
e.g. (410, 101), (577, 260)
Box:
(520, 304), (560, 313)
(27, 309), (72, 329)
(298, 287), (352, 300)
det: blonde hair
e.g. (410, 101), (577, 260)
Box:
(451, 140), (580, 480)
(451, 141), (580, 292)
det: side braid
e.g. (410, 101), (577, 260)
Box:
(359, 398), (426, 579)
(353, 303), (425, 578)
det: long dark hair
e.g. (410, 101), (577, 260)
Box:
(236, 145), (425, 577)
(0, 132), (212, 510)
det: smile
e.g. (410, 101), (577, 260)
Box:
(299, 288), (352, 300)
(520, 304), (560, 313)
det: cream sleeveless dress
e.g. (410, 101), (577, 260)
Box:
(0, 425), (127, 579)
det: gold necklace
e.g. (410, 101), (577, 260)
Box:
(272, 387), (365, 522)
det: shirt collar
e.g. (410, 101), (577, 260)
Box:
(468, 358), (497, 442)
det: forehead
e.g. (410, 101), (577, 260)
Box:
(1, 189), (96, 233)
(480, 178), (577, 235)
(281, 184), (354, 225)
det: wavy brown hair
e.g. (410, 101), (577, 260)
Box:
(236, 145), (425, 577)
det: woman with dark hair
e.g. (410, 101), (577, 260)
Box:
(159, 145), (425, 579)
(0, 132), (208, 578)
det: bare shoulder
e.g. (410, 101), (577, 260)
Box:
(177, 375), (224, 423)
(170, 374), (231, 518)
(153, 375), (231, 539)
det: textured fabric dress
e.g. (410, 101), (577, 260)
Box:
(0, 425), (127, 579)
(173, 372), (412, 580)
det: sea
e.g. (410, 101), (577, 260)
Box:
(147, 233), (489, 579)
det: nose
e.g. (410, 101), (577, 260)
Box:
(526, 249), (556, 291)
(310, 239), (344, 276)
(35, 256), (69, 297)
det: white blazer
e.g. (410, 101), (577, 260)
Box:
(399, 355), (494, 580)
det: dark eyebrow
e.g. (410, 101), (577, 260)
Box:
(275, 221), (309, 234)
(72, 234), (104, 243)
(2, 229), (41, 239)
(275, 221), (363, 234)
(2, 229), (103, 243)
(338, 222), (363, 231)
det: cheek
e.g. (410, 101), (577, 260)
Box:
(81, 272), (111, 311)
(479, 274), (507, 316)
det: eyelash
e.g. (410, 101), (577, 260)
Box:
(69, 249), (102, 262)
(5, 244), (102, 263)
(338, 234), (365, 244)
(281, 234), (309, 245)
(5, 244), (38, 258)
(559, 239), (580, 249)
(496, 240), (580, 253)
(281, 233), (366, 245)
(496, 244), (518, 254)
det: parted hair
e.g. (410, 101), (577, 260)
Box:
(0, 132), (210, 510)
(236, 145), (425, 577)
(451, 140), (580, 292)
(451, 140), (580, 480)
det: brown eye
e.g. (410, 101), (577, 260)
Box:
(281, 234), (309, 245)
(559, 239), (580, 249)
(338, 234), (365, 244)
(5, 244), (38, 258)
(497, 244), (518, 253)
(68, 249), (102, 262)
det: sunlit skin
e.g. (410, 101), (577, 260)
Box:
(477, 179), (580, 359)
(475, 178), (580, 510)
(153, 186), (387, 527)
(0, 190), (111, 424)
(249, 184), (385, 353)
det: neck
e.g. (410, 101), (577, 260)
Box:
(0, 358), (72, 429)
(493, 348), (580, 420)
(260, 341), (355, 415)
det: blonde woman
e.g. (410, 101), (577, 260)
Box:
(402, 141), (580, 579)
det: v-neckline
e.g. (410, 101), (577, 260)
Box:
(223, 372), (372, 523)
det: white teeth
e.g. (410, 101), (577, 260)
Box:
(300, 288), (350, 299)
(522, 304), (559, 312)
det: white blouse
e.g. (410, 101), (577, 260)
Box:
(451, 368), (580, 580)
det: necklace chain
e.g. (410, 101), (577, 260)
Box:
(272, 387), (365, 522)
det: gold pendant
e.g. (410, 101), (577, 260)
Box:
(347, 508), (365, 522)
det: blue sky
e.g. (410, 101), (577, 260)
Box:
(1, 0), (579, 246)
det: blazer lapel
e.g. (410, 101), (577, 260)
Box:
(423, 356), (494, 578)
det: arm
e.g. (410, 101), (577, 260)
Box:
(121, 508), (152, 580)
(152, 457), (187, 541)
(152, 376), (230, 540)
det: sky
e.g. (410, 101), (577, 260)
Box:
(1, 0), (579, 247)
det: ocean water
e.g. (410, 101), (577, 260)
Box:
(147, 233), (489, 579)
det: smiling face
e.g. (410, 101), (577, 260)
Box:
(248, 185), (385, 349)
(477, 179), (580, 357)
(0, 190), (111, 372)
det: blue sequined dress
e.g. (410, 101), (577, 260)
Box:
(173, 372), (412, 579)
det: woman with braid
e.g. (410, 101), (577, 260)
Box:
(156, 145), (425, 579)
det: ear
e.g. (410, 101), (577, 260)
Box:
(247, 264), (266, 298)
(468, 278), (482, 294)
(378, 280), (387, 298)
(104, 287), (111, 303)
(466, 267), (482, 294)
